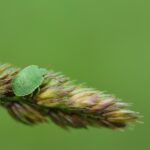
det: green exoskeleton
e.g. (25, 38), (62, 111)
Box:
(12, 65), (48, 96)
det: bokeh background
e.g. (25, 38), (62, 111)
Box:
(0, 0), (149, 150)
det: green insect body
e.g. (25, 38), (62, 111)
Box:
(0, 64), (139, 129)
(12, 65), (48, 96)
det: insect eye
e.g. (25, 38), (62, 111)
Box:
(12, 65), (48, 97)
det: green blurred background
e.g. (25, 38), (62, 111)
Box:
(0, 0), (149, 150)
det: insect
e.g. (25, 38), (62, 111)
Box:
(0, 64), (139, 129)
(12, 65), (48, 96)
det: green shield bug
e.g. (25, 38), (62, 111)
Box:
(12, 65), (48, 96)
